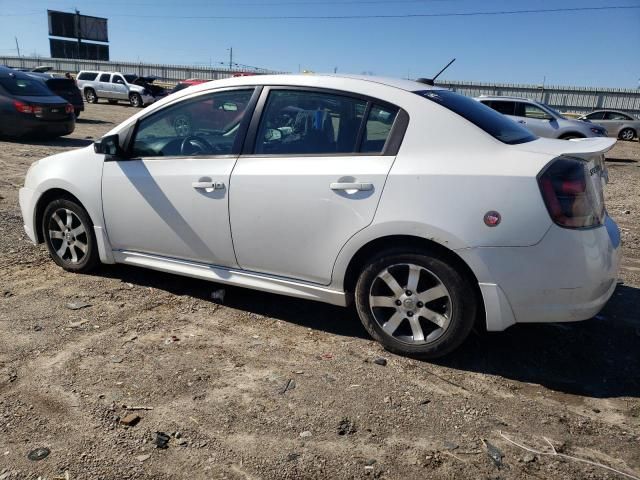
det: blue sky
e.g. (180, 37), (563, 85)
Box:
(1, 0), (639, 88)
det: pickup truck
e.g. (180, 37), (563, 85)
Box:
(76, 71), (166, 108)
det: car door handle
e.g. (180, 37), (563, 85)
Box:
(330, 182), (373, 191)
(192, 181), (225, 190)
(517, 120), (526, 124)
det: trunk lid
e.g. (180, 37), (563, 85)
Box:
(14, 94), (72, 120)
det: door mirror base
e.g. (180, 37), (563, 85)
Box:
(94, 134), (125, 159)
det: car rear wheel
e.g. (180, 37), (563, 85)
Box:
(355, 250), (477, 359)
(84, 88), (97, 104)
(74, 109), (81, 118)
(42, 198), (99, 273)
(619, 128), (636, 141)
(129, 93), (143, 108)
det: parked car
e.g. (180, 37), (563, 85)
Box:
(19, 75), (620, 358)
(476, 96), (607, 140)
(578, 110), (639, 141)
(76, 71), (166, 107)
(170, 78), (210, 95)
(27, 72), (84, 118)
(0, 66), (75, 137)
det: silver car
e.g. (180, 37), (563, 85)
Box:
(76, 71), (166, 108)
(476, 96), (607, 140)
(578, 110), (639, 141)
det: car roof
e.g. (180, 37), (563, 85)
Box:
(183, 73), (442, 95)
(477, 95), (537, 102)
(0, 65), (35, 80)
(588, 109), (634, 115)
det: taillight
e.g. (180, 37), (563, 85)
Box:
(538, 157), (605, 229)
(65, 103), (74, 114)
(13, 100), (33, 113)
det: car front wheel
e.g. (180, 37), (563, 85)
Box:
(42, 198), (99, 273)
(84, 88), (97, 103)
(129, 93), (143, 108)
(619, 128), (636, 141)
(355, 251), (477, 359)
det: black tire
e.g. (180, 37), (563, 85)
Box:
(355, 250), (477, 359)
(108, 99), (119, 105)
(129, 93), (143, 108)
(42, 198), (99, 273)
(619, 128), (636, 141)
(84, 88), (97, 104)
(74, 109), (81, 118)
(560, 133), (585, 140)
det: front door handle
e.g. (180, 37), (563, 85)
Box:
(330, 182), (373, 191)
(517, 120), (527, 124)
(192, 181), (225, 190)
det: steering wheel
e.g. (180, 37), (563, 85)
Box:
(180, 135), (213, 156)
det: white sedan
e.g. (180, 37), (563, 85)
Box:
(19, 74), (621, 358)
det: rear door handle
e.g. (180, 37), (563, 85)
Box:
(330, 182), (373, 191)
(517, 120), (527, 124)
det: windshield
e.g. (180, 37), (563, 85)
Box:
(414, 90), (537, 145)
(0, 77), (52, 96)
(124, 74), (138, 83)
(546, 105), (567, 120)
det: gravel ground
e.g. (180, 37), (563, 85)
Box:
(1, 103), (639, 480)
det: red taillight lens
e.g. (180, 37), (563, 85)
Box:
(538, 157), (605, 229)
(65, 103), (74, 114)
(13, 100), (33, 113)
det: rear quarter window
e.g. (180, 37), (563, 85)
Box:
(78, 72), (98, 81)
(414, 90), (536, 145)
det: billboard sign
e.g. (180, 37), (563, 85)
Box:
(48, 10), (108, 42)
(49, 39), (110, 61)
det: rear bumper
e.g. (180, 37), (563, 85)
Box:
(458, 216), (621, 331)
(3, 114), (75, 137)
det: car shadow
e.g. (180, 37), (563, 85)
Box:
(8, 137), (94, 148)
(76, 118), (113, 125)
(606, 158), (638, 164)
(95, 264), (639, 398)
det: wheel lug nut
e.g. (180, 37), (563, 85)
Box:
(405, 290), (412, 296)
(417, 302), (424, 308)
(407, 311), (414, 317)
(395, 300), (402, 306)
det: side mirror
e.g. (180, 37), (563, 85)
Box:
(94, 134), (123, 157)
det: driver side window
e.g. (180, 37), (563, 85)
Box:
(131, 89), (254, 158)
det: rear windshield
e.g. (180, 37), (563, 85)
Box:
(414, 90), (537, 145)
(0, 77), (52, 96)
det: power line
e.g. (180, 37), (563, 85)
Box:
(101, 5), (640, 20)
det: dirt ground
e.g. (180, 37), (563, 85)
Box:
(1, 103), (639, 480)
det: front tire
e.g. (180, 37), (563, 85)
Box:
(619, 128), (636, 141)
(42, 198), (99, 273)
(129, 93), (143, 108)
(355, 250), (477, 359)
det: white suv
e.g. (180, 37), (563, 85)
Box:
(76, 71), (166, 108)
(19, 75), (621, 358)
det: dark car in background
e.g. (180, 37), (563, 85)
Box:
(27, 72), (84, 118)
(0, 66), (75, 138)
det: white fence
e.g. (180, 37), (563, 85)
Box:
(2, 55), (639, 115)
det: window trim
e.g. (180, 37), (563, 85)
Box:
(241, 85), (408, 157)
(117, 86), (262, 161)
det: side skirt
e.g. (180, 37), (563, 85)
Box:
(112, 250), (347, 307)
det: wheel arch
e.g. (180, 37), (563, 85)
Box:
(341, 234), (485, 329)
(559, 131), (586, 139)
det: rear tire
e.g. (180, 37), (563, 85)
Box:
(619, 128), (636, 141)
(42, 198), (99, 273)
(74, 109), (81, 118)
(129, 93), (143, 108)
(354, 250), (477, 359)
(84, 88), (97, 104)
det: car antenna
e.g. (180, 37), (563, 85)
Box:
(417, 58), (456, 86)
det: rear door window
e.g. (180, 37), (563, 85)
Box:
(586, 111), (606, 120)
(604, 112), (632, 120)
(254, 90), (367, 155)
(362, 104), (398, 153)
(486, 100), (517, 116)
(99, 73), (111, 82)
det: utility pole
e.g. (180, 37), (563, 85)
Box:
(75, 9), (82, 59)
(228, 47), (233, 70)
(15, 37), (21, 57)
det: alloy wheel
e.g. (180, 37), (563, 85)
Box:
(368, 263), (452, 345)
(621, 129), (634, 141)
(47, 208), (88, 264)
